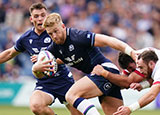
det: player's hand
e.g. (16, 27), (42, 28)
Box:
(92, 65), (104, 75)
(113, 106), (131, 115)
(31, 55), (38, 63)
(92, 65), (109, 78)
(130, 83), (142, 91)
(32, 56), (54, 72)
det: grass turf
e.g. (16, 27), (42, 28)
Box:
(0, 105), (160, 115)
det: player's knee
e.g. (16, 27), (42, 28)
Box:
(65, 91), (73, 104)
(65, 90), (78, 105)
(30, 101), (44, 114)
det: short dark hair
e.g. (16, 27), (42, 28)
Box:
(29, 2), (47, 14)
(138, 50), (158, 64)
(118, 52), (135, 69)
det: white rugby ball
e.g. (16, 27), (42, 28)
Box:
(38, 50), (58, 77)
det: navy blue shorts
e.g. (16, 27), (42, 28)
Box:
(35, 72), (74, 104)
(88, 62), (123, 102)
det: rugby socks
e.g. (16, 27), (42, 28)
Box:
(73, 97), (100, 115)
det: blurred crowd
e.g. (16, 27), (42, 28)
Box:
(0, 0), (160, 82)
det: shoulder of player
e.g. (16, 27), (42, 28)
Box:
(132, 69), (145, 78)
(69, 27), (91, 37)
(19, 28), (33, 39)
(151, 60), (160, 78)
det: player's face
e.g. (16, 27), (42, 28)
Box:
(126, 62), (136, 73)
(46, 24), (66, 45)
(30, 8), (47, 32)
(137, 58), (152, 78)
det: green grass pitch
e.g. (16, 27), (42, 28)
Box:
(0, 105), (160, 115)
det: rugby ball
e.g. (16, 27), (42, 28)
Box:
(38, 50), (58, 77)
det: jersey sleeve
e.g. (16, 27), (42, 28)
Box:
(133, 68), (145, 78)
(152, 61), (160, 85)
(71, 28), (95, 47)
(122, 69), (130, 76)
(14, 36), (25, 52)
(152, 70), (160, 85)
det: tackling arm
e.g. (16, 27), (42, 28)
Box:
(139, 84), (160, 108)
(105, 71), (144, 88)
(92, 65), (145, 88)
(0, 47), (20, 64)
(113, 84), (160, 115)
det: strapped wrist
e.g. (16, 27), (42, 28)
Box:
(139, 80), (150, 89)
(125, 46), (133, 56)
(128, 102), (140, 112)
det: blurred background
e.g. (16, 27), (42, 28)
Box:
(0, 0), (160, 114)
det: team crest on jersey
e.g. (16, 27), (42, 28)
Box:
(44, 37), (51, 43)
(29, 39), (33, 44)
(69, 44), (74, 51)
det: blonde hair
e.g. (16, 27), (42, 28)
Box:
(43, 13), (63, 28)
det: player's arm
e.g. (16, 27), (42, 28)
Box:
(94, 34), (136, 60)
(138, 84), (160, 108)
(32, 62), (45, 79)
(113, 84), (160, 115)
(92, 65), (145, 88)
(0, 47), (20, 64)
(56, 58), (64, 64)
(130, 78), (153, 91)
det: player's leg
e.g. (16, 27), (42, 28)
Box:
(30, 90), (55, 115)
(66, 76), (102, 115)
(65, 103), (83, 115)
(100, 96), (123, 115)
(98, 80), (123, 115)
(98, 62), (123, 114)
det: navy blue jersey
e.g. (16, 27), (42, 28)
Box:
(48, 28), (111, 74)
(15, 28), (51, 55)
(14, 28), (75, 104)
(14, 28), (72, 82)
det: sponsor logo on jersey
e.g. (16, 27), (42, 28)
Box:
(32, 47), (48, 54)
(44, 37), (51, 43)
(29, 39), (33, 44)
(87, 34), (91, 39)
(32, 48), (39, 53)
(64, 54), (83, 66)
(67, 58), (83, 66)
(103, 82), (112, 91)
(69, 44), (74, 51)
(59, 50), (62, 54)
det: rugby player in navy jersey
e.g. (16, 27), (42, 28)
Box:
(42, 13), (137, 115)
(0, 3), (82, 115)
